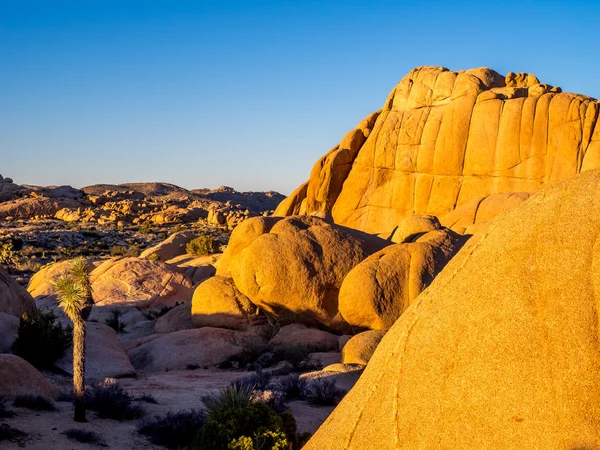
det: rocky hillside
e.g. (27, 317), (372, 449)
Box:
(0, 178), (284, 227)
(276, 66), (600, 236)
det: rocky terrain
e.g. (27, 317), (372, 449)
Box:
(0, 178), (283, 284)
(2, 66), (600, 449)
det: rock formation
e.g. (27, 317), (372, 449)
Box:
(278, 66), (600, 237)
(229, 216), (389, 332)
(0, 268), (36, 317)
(338, 228), (465, 330)
(305, 169), (600, 449)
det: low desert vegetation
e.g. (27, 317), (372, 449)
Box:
(62, 428), (107, 446)
(306, 379), (347, 406)
(186, 235), (220, 256)
(13, 395), (55, 411)
(85, 380), (144, 420)
(277, 374), (308, 401)
(137, 410), (205, 449)
(195, 383), (298, 450)
(224, 342), (319, 374)
(12, 309), (72, 368)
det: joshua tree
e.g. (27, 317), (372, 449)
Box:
(54, 257), (94, 422)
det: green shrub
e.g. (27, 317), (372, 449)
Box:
(109, 245), (126, 256)
(138, 221), (152, 234)
(137, 409), (204, 449)
(186, 235), (220, 256)
(85, 381), (143, 420)
(194, 400), (287, 450)
(0, 241), (16, 267)
(146, 253), (160, 261)
(12, 310), (72, 368)
(13, 395), (55, 411)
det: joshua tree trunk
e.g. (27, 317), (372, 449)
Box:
(72, 317), (86, 422)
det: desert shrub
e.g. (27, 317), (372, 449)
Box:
(85, 380), (143, 420)
(126, 245), (142, 257)
(278, 374), (307, 401)
(12, 310), (72, 368)
(105, 309), (125, 332)
(202, 383), (254, 414)
(0, 396), (15, 418)
(109, 245), (126, 256)
(306, 379), (346, 406)
(137, 409), (204, 449)
(236, 369), (272, 391)
(194, 399), (288, 450)
(138, 221), (152, 234)
(62, 428), (106, 446)
(13, 395), (55, 411)
(147, 252), (160, 261)
(0, 424), (27, 443)
(186, 235), (220, 256)
(0, 241), (16, 267)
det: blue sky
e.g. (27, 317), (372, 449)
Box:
(1, 0), (598, 194)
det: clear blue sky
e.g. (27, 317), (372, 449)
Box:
(1, 0), (598, 194)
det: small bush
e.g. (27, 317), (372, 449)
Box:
(13, 395), (55, 411)
(278, 374), (307, 401)
(0, 424), (27, 443)
(126, 245), (142, 257)
(109, 245), (126, 256)
(62, 429), (106, 446)
(306, 379), (346, 406)
(146, 252), (160, 261)
(85, 380), (143, 420)
(104, 309), (125, 333)
(202, 383), (254, 414)
(12, 310), (72, 368)
(137, 409), (204, 449)
(194, 400), (287, 450)
(186, 235), (220, 256)
(236, 369), (272, 391)
(0, 396), (15, 418)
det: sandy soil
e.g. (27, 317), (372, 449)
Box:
(1, 368), (348, 449)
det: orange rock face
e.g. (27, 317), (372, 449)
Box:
(279, 66), (600, 236)
(305, 169), (600, 449)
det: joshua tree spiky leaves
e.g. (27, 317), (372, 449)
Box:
(54, 257), (94, 422)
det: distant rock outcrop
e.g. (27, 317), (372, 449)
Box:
(279, 66), (600, 236)
(305, 169), (600, 449)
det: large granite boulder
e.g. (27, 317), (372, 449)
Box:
(230, 216), (389, 332)
(305, 169), (600, 449)
(140, 231), (196, 261)
(127, 327), (264, 372)
(338, 229), (465, 330)
(90, 257), (193, 310)
(0, 354), (55, 398)
(279, 66), (600, 237)
(191, 276), (264, 331)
